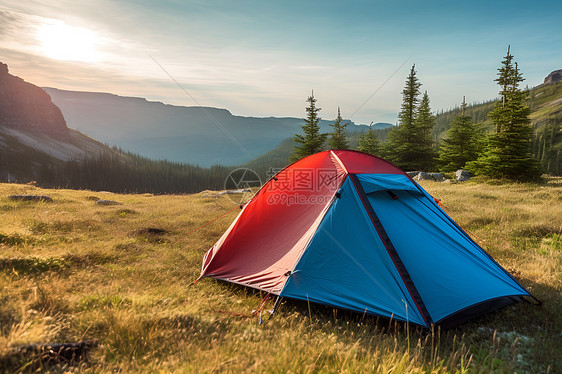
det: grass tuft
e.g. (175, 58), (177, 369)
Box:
(514, 224), (561, 238)
(0, 257), (68, 275)
(0, 233), (27, 246)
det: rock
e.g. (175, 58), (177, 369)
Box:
(406, 171), (421, 179)
(413, 172), (445, 182)
(137, 228), (167, 235)
(413, 172), (432, 181)
(431, 173), (445, 182)
(218, 189), (252, 195)
(544, 69), (562, 85)
(134, 227), (168, 243)
(96, 199), (121, 206)
(8, 195), (53, 202)
(456, 169), (473, 182)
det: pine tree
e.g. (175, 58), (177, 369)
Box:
(399, 64), (422, 129)
(357, 124), (381, 156)
(384, 65), (435, 170)
(290, 92), (327, 162)
(438, 97), (484, 171)
(412, 91), (437, 170)
(466, 47), (542, 181)
(328, 107), (349, 149)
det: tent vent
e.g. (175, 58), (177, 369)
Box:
(387, 191), (399, 200)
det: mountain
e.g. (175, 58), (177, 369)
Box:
(0, 63), (380, 191)
(0, 63), (114, 182)
(44, 88), (389, 167)
(0, 62), (242, 192)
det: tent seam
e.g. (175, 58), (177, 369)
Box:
(350, 174), (433, 327)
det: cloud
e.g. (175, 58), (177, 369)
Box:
(0, 7), (43, 53)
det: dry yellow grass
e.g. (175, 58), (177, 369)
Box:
(0, 179), (560, 373)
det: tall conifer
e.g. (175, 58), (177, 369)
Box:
(385, 65), (435, 170)
(290, 92), (327, 162)
(466, 47), (541, 180)
(413, 91), (437, 170)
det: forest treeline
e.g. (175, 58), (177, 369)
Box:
(291, 47), (560, 180)
(38, 150), (231, 194)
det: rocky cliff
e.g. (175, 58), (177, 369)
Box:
(544, 69), (562, 85)
(0, 62), (68, 139)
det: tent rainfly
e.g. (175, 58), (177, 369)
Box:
(199, 150), (538, 328)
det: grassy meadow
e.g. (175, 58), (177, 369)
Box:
(0, 178), (560, 373)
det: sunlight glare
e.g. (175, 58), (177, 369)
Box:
(37, 21), (101, 63)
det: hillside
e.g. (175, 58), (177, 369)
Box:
(529, 81), (562, 175)
(0, 179), (560, 372)
(433, 79), (562, 175)
(0, 127), (116, 183)
(45, 88), (388, 167)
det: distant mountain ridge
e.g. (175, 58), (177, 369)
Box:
(44, 88), (391, 167)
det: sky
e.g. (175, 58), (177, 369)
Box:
(0, 0), (561, 125)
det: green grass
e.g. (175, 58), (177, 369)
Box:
(0, 180), (560, 373)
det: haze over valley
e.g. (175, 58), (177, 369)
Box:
(44, 87), (391, 166)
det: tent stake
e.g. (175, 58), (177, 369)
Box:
(269, 296), (282, 315)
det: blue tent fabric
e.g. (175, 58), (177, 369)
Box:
(280, 177), (426, 326)
(361, 185), (529, 322)
(279, 172), (531, 327)
(409, 179), (526, 290)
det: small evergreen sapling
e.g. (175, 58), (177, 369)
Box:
(328, 107), (349, 150)
(290, 92), (327, 162)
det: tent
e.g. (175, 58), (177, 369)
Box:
(199, 150), (536, 328)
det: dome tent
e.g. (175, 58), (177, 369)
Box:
(199, 150), (536, 328)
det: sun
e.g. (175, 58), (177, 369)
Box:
(37, 21), (101, 63)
